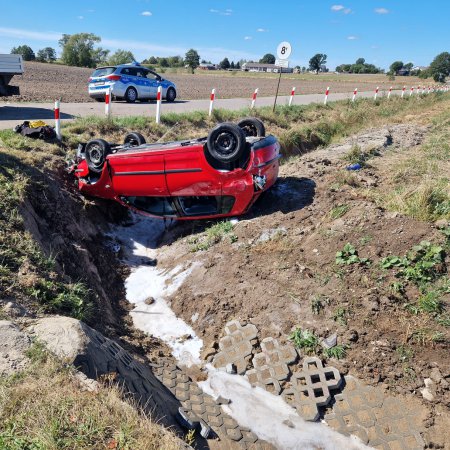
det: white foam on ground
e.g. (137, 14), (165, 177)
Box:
(200, 367), (370, 450)
(110, 215), (203, 366)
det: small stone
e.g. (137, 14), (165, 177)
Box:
(430, 367), (443, 383)
(321, 333), (337, 349)
(283, 419), (295, 428)
(144, 297), (155, 305)
(216, 396), (231, 405)
(226, 363), (237, 374)
(420, 378), (435, 402)
(345, 329), (359, 343)
(434, 219), (448, 229)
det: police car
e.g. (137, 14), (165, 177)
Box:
(88, 62), (177, 103)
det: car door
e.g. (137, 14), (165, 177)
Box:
(164, 146), (222, 196)
(108, 151), (169, 197)
(146, 70), (161, 99)
(136, 68), (152, 99)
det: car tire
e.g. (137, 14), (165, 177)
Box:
(206, 122), (247, 163)
(125, 87), (138, 103)
(166, 87), (176, 102)
(237, 117), (266, 137)
(85, 139), (111, 173)
(124, 132), (146, 147)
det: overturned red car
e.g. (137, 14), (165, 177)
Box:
(70, 118), (280, 220)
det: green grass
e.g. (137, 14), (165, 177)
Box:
(335, 243), (370, 266)
(189, 221), (237, 252)
(289, 328), (319, 354)
(324, 345), (348, 360)
(329, 204), (350, 220)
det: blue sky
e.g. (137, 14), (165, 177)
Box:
(0, 0), (448, 70)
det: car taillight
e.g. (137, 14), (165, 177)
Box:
(106, 75), (121, 81)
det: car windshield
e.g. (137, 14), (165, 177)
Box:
(91, 67), (116, 78)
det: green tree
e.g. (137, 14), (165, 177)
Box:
(168, 56), (183, 67)
(230, 61), (235, 69)
(309, 53), (327, 74)
(259, 53), (275, 64)
(148, 56), (158, 64)
(159, 57), (169, 67)
(429, 52), (450, 82)
(389, 61), (404, 75)
(36, 47), (56, 63)
(235, 61), (241, 70)
(60, 33), (109, 68)
(220, 57), (230, 70)
(11, 45), (35, 61)
(403, 62), (414, 71)
(184, 49), (200, 73)
(355, 57), (365, 65)
(108, 49), (135, 65)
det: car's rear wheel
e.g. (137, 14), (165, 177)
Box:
(166, 87), (176, 102)
(125, 87), (138, 103)
(237, 117), (265, 137)
(124, 132), (146, 147)
(85, 139), (111, 173)
(206, 123), (247, 163)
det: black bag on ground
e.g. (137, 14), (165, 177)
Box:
(14, 121), (57, 140)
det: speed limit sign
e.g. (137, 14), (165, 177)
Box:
(277, 41), (292, 60)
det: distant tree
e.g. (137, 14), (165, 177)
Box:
(418, 69), (431, 79)
(159, 57), (169, 67)
(168, 56), (183, 67)
(36, 47), (56, 63)
(309, 53), (327, 74)
(429, 52), (450, 82)
(220, 57), (230, 70)
(301, 66), (306, 73)
(355, 57), (365, 65)
(235, 61), (241, 70)
(185, 49), (200, 72)
(148, 56), (158, 64)
(108, 49), (135, 65)
(259, 53), (275, 64)
(60, 33), (108, 67)
(389, 61), (404, 75)
(230, 61), (235, 69)
(11, 45), (35, 61)
(403, 62), (414, 71)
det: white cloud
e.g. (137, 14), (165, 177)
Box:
(332, 5), (352, 14)
(347, 35), (358, 40)
(374, 7), (389, 14)
(141, 11), (152, 16)
(77, 16), (84, 20)
(256, 28), (268, 32)
(210, 8), (233, 15)
(0, 27), (62, 41)
(87, 9), (95, 13)
(244, 36), (252, 40)
(225, 9), (233, 12)
(209, 8), (219, 13)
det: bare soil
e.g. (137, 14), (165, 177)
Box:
(2, 61), (426, 103)
(149, 123), (449, 446)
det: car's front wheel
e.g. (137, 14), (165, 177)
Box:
(166, 87), (176, 102)
(125, 87), (138, 103)
(206, 123), (247, 163)
(85, 139), (111, 173)
(237, 117), (266, 137)
(124, 132), (146, 147)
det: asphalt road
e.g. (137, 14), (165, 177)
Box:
(0, 89), (404, 130)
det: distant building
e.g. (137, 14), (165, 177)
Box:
(241, 62), (293, 73)
(198, 63), (218, 70)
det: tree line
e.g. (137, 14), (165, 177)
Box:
(9, 35), (450, 82)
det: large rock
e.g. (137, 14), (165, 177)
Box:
(28, 316), (182, 429)
(0, 320), (31, 376)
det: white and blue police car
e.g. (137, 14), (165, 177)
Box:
(88, 62), (177, 103)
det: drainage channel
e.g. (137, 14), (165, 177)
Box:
(109, 216), (376, 450)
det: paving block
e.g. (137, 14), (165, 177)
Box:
(213, 320), (259, 374)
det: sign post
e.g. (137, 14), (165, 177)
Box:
(273, 41), (292, 112)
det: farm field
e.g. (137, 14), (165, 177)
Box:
(1, 61), (428, 103)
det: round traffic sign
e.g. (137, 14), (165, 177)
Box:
(276, 41), (292, 60)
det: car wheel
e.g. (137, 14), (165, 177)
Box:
(206, 123), (246, 163)
(124, 132), (146, 147)
(237, 117), (266, 137)
(125, 87), (138, 103)
(94, 97), (105, 102)
(85, 139), (111, 173)
(166, 87), (176, 102)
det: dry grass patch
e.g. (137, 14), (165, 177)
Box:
(0, 346), (180, 450)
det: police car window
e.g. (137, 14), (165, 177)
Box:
(148, 71), (160, 80)
(127, 68), (139, 76)
(92, 67), (116, 77)
(121, 68), (130, 75)
(137, 70), (147, 78)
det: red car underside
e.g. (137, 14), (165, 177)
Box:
(74, 136), (280, 220)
